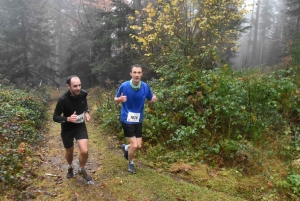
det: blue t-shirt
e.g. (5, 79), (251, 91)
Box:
(116, 81), (153, 124)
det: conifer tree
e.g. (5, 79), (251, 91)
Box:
(62, 0), (139, 87)
(89, 0), (140, 85)
(286, 0), (300, 30)
(0, 0), (56, 86)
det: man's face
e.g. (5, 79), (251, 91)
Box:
(130, 67), (143, 84)
(68, 77), (81, 96)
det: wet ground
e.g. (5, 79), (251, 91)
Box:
(24, 89), (116, 200)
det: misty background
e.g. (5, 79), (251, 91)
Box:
(233, 0), (297, 69)
(0, 0), (299, 88)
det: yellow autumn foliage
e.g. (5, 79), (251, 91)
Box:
(129, 0), (247, 69)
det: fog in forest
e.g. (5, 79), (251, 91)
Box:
(0, 0), (299, 88)
(232, 0), (295, 69)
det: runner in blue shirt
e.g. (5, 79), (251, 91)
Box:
(114, 64), (157, 173)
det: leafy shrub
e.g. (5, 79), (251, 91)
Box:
(0, 86), (49, 190)
(286, 174), (300, 195)
(91, 87), (122, 133)
(144, 67), (298, 152)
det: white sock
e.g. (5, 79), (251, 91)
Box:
(125, 145), (129, 151)
(129, 160), (134, 164)
(68, 164), (72, 168)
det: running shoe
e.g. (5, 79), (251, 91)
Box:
(78, 168), (92, 182)
(121, 144), (128, 160)
(128, 163), (136, 174)
(66, 166), (74, 178)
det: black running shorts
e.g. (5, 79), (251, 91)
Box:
(61, 124), (88, 148)
(121, 122), (142, 138)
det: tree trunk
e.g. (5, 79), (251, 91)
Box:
(246, 0), (255, 60)
(252, 0), (260, 66)
(259, 25), (265, 65)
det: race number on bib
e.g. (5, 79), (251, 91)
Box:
(127, 112), (140, 122)
(75, 113), (85, 123)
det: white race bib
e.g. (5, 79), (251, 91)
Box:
(127, 112), (140, 122)
(75, 112), (85, 123)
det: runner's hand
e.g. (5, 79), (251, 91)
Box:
(85, 112), (91, 122)
(68, 111), (77, 123)
(151, 92), (157, 103)
(120, 93), (127, 102)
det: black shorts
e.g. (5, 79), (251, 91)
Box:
(61, 124), (88, 148)
(121, 122), (142, 138)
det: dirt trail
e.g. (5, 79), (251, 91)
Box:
(27, 89), (116, 200)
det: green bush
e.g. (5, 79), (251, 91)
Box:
(92, 88), (122, 133)
(0, 85), (49, 190)
(286, 174), (300, 195)
(96, 67), (300, 163)
(146, 68), (297, 148)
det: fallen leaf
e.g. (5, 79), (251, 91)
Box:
(45, 173), (60, 177)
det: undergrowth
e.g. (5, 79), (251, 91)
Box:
(92, 66), (300, 200)
(0, 84), (49, 195)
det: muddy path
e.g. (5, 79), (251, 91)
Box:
(26, 89), (116, 200)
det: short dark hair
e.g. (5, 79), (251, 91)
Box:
(131, 64), (142, 72)
(66, 75), (79, 85)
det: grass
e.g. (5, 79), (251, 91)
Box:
(94, 126), (247, 201)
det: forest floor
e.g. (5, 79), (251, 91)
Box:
(7, 89), (250, 201)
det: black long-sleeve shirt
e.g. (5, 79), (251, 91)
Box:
(53, 89), (89, 131)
